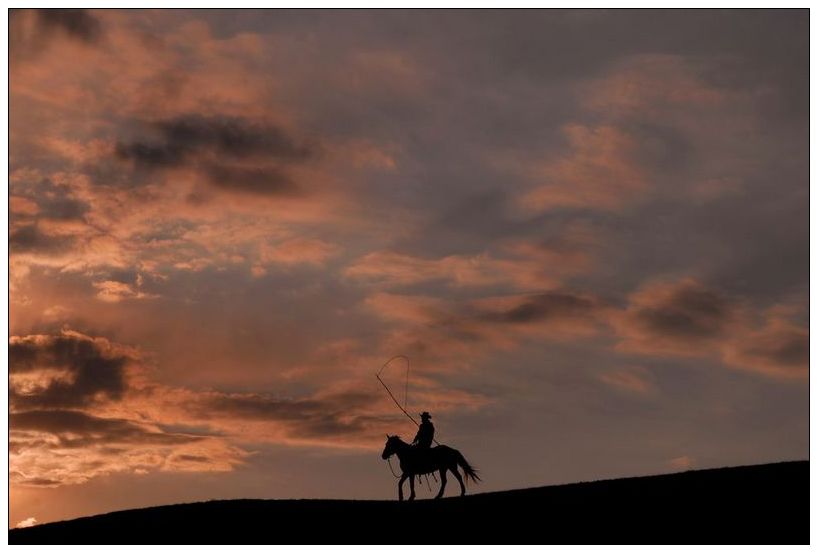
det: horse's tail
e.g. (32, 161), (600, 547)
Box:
(456, 451), (481, 484)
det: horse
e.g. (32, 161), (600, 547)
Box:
(381, 434), (481, 501)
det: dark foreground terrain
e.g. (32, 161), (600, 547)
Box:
(10, 460), (807, 544)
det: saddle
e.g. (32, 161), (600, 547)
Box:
(409, 444), (439, 470)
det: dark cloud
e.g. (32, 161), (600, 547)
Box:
(10, 410), (202, 450)
(173, 454), (209, 463)
(10, 473), (63, 487)
(726, 321), (808, 378)
(37, 195), (89, 220)
(35, 9), (102, 43)
(157, 115), (313, 160)
(10, 179), (89, 228)
(114, 141), (186, 168)
(116, 115), (313, 168)
(203, 163), (298, 195)
(629, 282), (732, 341)
(198, 390), (377, 437)
(9, 333), (131, 408)
(479, 292), (600, 325)
(758, 331), (809, 368)
(115, 115), (313, 195)
(203, 395), (319, 421)
(10, 9), (101, 61)
(9, 224), (75, 254)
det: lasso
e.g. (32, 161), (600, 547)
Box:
(376, 355), (437, 489)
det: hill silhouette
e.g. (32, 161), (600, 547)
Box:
(10, 460), (806, 544)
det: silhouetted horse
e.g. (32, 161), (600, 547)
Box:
(381, 435), (480, 501)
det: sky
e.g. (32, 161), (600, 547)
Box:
(8, 8), (808, 527)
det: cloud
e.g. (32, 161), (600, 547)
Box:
(9, 395), (248, 487)
(203, 395), (368, 438)
(667, 455), (695, 471)
(34, 9), (102, 43)
(6, 330), (251, 486)
(364, 290), (608, 374)
(15, 517), (37, 529)
(345, 239), (592, 291)
(9, 329), (486, 487)
(8, 178), (91, 257)
(9, 330), (134, 408)
(723, 314), (808, 379)
(151, 115), (313, 161)
(11, 9), (101, 55)
(364, 292), (448, 324)
(10, 196), (40, 216)
(114, 115), (314, 195)
(477, 291), (599, 325)
(255, 237), (341, 271)
(93, 279), (157, 303)
(614, 278), (808, 380)
(11, 429), (245, 488)
(10, 9), (102, 65)
(584, 55), (725, 117)
(514, 54), (773, 215)
(10, 410), (202, 449)
(519, 124), (648, 212)
(9, 224), (75, 254)
(614, 279), (735, 356)
(115, 115), (315, 168)
(9, 175), (90, 221)
(202, 163), (298, 195)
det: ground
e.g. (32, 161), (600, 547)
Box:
(9, 460), (807, 544)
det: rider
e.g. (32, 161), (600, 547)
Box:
(412, 411), (435, 449)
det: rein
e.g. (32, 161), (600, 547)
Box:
(386, 456), (401, 478)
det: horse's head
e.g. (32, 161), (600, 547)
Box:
(382, 434), (400, 459)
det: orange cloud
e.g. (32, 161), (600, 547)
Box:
(364, 292), (448, 324)
(519, 124), (648, 212)
(722, 313), (808, 380)
(93, 279), (157, 303)
(613, 278), (808, 380)
(258, 237), (341, 268)
(15, 517), (38, 529)
(667, 455), (695, 471)
(584, 54), (725, 117)
(361, 290), (610, 377)
(346, 238), (593, 292)
(10, 195), (40, 216)
(513, 54), (766, 214)
(10, 329), (488, 487)
(613, 278), (735, 357)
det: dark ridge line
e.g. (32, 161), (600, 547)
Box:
(11, 459), (807, 530)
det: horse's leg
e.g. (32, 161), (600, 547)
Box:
(398, 474), (407, 501)
(409, 474), (416, 501)
(435, 468), (447, 499)
(451, 466), (466, 496)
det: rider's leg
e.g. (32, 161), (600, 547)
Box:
(435, 468), (447, 499)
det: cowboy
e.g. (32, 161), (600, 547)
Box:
(412, 411), (435, 449)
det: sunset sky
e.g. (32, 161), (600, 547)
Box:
(9, 9), (808, 527)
